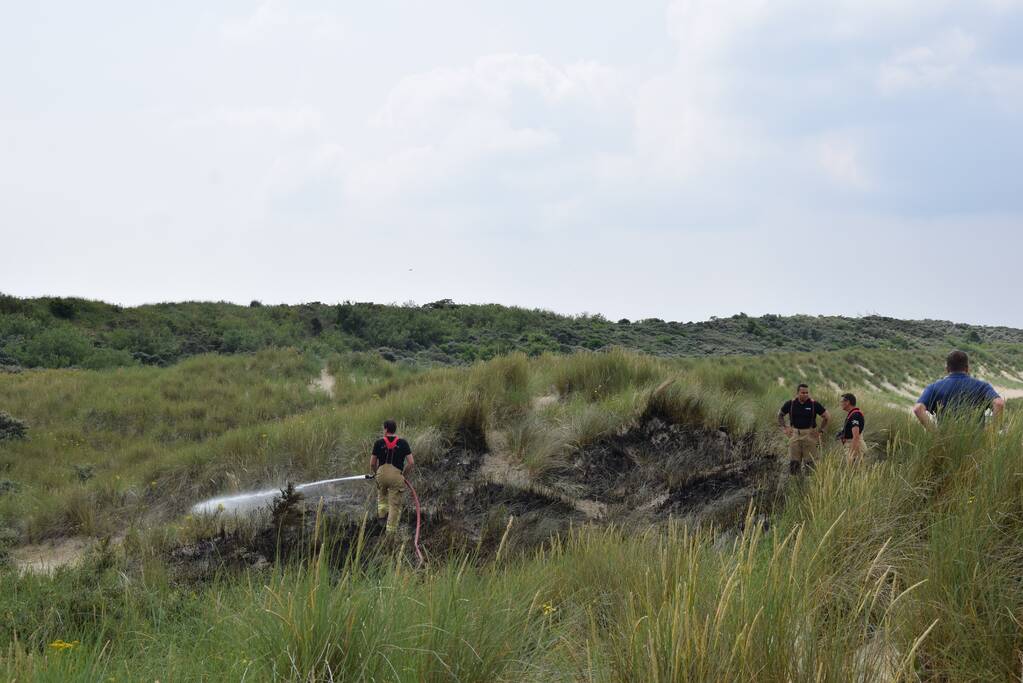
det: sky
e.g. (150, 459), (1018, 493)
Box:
(2, 1), (1022, 326)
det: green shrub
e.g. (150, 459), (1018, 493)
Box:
(13, 326), (93, 368)
(0, 412), (27, 440)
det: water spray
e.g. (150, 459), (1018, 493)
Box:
(190, 473), (425, 564)
(190, 474), (375, 515)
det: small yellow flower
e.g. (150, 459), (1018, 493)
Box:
(48, 639), (79, 651)
(542, 602), (557, 617)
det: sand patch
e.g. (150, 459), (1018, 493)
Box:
(1000, 370), (1023, 384)
(308, 367), (336, 398)
(880, 381), (920, 401)
(994, 386), (1023, 400)
(13, 537), (95, 574)
(531, 394), (559, 410)
(855, 364), (876, 377)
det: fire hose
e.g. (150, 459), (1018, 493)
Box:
(191, 472), (423, 564)
(327, 472), (423, 564)
(404, 477), (424, 565)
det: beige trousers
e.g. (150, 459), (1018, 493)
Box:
(788, 428), (820, 463)
(375, 463), (404, 533)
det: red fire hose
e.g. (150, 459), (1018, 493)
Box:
(404, 477), (423, 565)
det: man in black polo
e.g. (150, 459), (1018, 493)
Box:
(838, 393), (865, 463)
(778, 384), (830, 475)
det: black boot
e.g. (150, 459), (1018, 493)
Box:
(789, 460), (801, 476)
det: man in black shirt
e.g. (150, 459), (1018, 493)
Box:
(369, 419), (414, 535)
(838, 393), (865, 463)
(778, 383), (830, 475)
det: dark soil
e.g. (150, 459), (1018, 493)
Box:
(170, 416), (782, 579)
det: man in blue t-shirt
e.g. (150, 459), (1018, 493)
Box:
(913, 350), (1005, 430)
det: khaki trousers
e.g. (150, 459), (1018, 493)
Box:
(845, 440), (864, 463)
(375, 464), (405, 533)
(788, 428), (820, 463)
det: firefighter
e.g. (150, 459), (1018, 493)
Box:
(369, 419), (414, 534)
(778, 383), (830, 475)
(838, 393), (865, 463)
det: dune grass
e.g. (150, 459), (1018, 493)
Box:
(3, 346), (1023, 680)
(3, 414), (1022, 680)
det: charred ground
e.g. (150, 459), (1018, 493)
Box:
(172, 413), (782, 578)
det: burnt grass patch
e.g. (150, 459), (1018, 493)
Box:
(169, 417), (781, 579)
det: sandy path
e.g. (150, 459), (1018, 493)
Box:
(480, 453), (607, 520)
(13, 538), (94, 574)
(995, 386), (1023, 400)
(309, 367), (336, 398)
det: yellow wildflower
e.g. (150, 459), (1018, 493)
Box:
(48, 639), (79, 651)
(542, 602), (557, 617)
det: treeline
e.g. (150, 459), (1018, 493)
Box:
(2, 293), (1022, 369)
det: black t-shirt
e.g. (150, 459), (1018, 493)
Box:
(841, 410), (865, 440)
(780, 399), (826, 429)
(372, 437), (412, 470)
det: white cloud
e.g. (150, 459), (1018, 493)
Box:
(979, 65), (1023, 108)
(667, 0), (769, 60)
(221, 0), (345, 43)
(812, 134), (872, 191)
(344, 54), (627, 202)
(878, 29), (977, 93)
(181, 106), (324, 136)
(374, 54), (625, 131)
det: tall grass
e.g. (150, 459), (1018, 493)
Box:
(6, 416), (1023, 680)
(3, 348), (1023, 680)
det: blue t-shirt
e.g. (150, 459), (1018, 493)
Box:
(917, 373), (999, 415)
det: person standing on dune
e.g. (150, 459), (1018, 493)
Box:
(778, 383), (830, 475)
(913, 350), (1004, 430)
(369, 419), (414, 535)
(838, 393), (865, 463)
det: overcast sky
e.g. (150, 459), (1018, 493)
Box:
(2, 1), (1022, 325)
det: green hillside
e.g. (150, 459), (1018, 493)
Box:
(2, 343), (1023, 679)
(4, 293), (1023, 368)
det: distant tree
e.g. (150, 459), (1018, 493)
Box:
(424, 299), (458, 310)
(335, 304), (366, 335)
(310, 317), (323, 336)
(48, 299), (76, 320)
(617, 318), (631, 325)
(249, 300), (263, 307)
